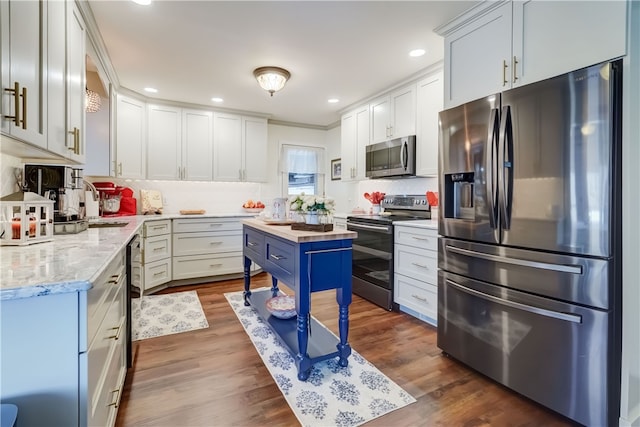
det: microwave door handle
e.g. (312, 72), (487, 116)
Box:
(401, 140), (408, 171)
(485, 108), (499, 229)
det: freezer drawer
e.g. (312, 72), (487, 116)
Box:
(439, 237), (611, 309)
(438, 270), (612, 427)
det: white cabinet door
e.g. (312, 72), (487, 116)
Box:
(354, 105), (370, 181)
(46, 0), (67, 158)
(243, 116), (268, 182)
(182, 109), (213, 181)
(444, 1), (512, 108)
(213, 112), (242, 181)
(340, 110), (356, 181)
(416, 70), (443, 177)
(147, 104), (181, 180)
(370, 83), (416, 143)
(512, 0), (627, 88)
(1, 0), (47, 148)
(115, 95), (146, 179)
(65, 2), (86, 163)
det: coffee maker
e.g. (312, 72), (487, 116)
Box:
(23, 164), (87, 233)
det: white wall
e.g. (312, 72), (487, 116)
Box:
(0, 153), (24, 196)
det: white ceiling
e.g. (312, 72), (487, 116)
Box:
(87, 1), (477, 128)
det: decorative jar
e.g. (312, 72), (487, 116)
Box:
(0, 192), (54, 246)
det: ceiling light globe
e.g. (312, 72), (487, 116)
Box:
(253, 66), (291, 96)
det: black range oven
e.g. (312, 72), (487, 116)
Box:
(347, 194), (431, 311)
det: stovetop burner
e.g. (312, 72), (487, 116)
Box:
(347, 194), (432, 224)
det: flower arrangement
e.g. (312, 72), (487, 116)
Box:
(288, 193), (336, 214)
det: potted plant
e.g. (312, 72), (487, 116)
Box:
(288, 193), (336, 224)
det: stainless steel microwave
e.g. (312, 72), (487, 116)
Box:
(365, 135), (416, 179)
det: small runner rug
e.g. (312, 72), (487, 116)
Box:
(132, 290), (209, 341)
(225, 289), (416, 427)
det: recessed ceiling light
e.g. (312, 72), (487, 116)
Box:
(144, 87), (158, 93)
(211, 97), (224, 103)
(328, 98), (339, 104)
(131, 0), (151, 5)
(409, 49), (426, 57)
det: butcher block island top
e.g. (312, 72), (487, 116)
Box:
(241, 218), (357, 242)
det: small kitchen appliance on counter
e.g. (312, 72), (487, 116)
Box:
(93, 182), (137, 217)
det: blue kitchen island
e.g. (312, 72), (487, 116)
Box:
(241, 218), (357, 380)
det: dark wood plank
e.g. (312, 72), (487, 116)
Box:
(115, 273), (577, 426)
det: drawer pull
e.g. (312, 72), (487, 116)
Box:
(108, 274), (122, 284)
(411, 262), (429, 269)
(411, 294), (428, 303)
(209, 241), (222, 245)
(153, 247), (165, 251)
(247, 241), (257, 247)
(411, 236), (431, 241)
(108, 326), (121, 340)
(209, 223), (222, 227)
(153, 271), (165, 277)
(107, 388), (121, 408)
(209, 263), (223, 268)
(270, 254), (285, 260)
(152, 225), (166, 230)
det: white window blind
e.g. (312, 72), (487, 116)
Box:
(279, 144), (325, 174)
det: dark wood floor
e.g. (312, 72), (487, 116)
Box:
(115, 273), (576, 426)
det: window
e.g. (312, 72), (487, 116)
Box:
(280, 144), (325, 196)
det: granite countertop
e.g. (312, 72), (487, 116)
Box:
(242, 218), (357, 243)
(0, 213), (256, 301)
(392, 219), (439, 230)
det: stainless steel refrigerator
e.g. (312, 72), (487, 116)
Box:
(437, 59), (622, 427)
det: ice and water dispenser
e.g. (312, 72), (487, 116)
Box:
(444, 172), (475, 220)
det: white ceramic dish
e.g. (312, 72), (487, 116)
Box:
(265, 295), (297, 319)
(242, 207), (264, 213)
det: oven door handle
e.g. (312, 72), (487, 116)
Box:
(445, 279), (582, 324)
(347, 222), (392, 233)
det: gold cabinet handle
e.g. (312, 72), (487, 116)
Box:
(68, 127), (80, 154)
(118, 162), (123, 176)
(513, 56), (519, 83)
(502, 60), (508, 86)
(107, 388), (121, 408)
(21, 86), (27, 129)
(107, 325), (122, 340)
(3, 82), (20, 126)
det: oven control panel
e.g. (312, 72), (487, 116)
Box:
(381, 195), (430, 211)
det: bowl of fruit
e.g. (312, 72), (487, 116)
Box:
(242, 199), (265, 213)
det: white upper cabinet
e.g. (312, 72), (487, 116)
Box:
(213, 112), (267, 182)
(147, 104), (182, 180)
(47, 0), (86, 163)
(1, 0), (48, 148)
(415, 70), (443, 177)
(370, 83), (416, 144)
(439, 0), (628, 108)
(341, 104), (369, 181)
(115, 94), (146, 179)
(182, 109), (213, 181)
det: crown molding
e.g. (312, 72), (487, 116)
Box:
(434, 0), (508, 37)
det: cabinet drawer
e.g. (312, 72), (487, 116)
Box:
(394, 273), (437, 320)
(144, 258), (172, 291)
(85, 251), (125, 351)
(394, 225), (437, 250)
(244, 227), (264, 263)
(87, 281), (125, 420)
(394, 245), (437, 284)
(144, 219), (171, 237)
(144, 233), (172, 263)
(173, 231), (241, 256)
(264, 236), (295, 285)
(87, 324), (126, 427)
(173, 217), (242, 233)
(172, 252), (243, 280)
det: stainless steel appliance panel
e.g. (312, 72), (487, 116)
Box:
(439, 237), (611, 310)
(438, 270), (610, 427)
(438, 95), (500, 244)
(500, 63), (614, 257)
(365, 136), (416, 178)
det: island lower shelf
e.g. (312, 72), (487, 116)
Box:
(247, 289), (340, 362)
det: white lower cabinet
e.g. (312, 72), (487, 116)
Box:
(334, 217), (347, 230)
(394, 224), (438, 326)
(139, 219), (172, 294)
(172, 217), (244, 281)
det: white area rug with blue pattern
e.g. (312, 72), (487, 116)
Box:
(225, 289), (416, 427)
(132, 290), (209, 341)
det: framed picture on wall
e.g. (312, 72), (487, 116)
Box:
(331, 158), (342, 180)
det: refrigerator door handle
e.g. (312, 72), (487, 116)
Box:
(498, 106), (514, 230)
(445, 278), (583, 324)
(446, 245), (583, 274)
(485, 108), (500, 229)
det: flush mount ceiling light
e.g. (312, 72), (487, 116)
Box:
(253, 66), (291, 97)
(85, 88), (101, 113)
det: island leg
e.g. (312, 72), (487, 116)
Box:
(270, 275), (279, 297)
(336, 287), (352, 367)
(296, 312), (312, 381)
(243, 256), (252, 306)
